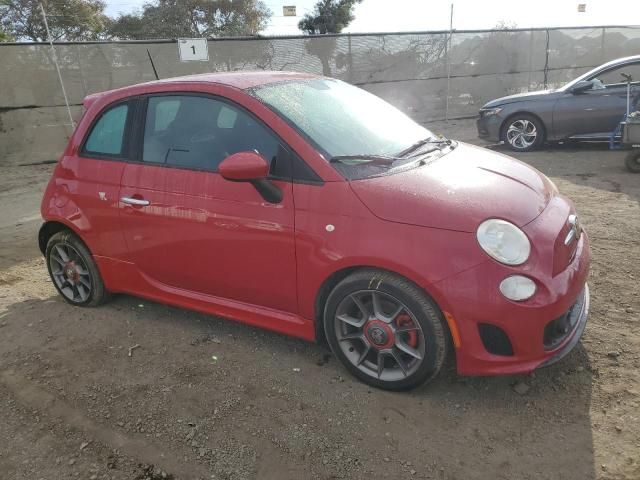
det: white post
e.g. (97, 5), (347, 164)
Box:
(39, 2), (75, 129)
(627, 79), (631, 117)
(527, 29), (534, 92)
(445, 3), (454, 122)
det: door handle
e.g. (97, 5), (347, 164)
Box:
(121, 196), (150, 206)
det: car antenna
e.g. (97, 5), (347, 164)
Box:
(147, 48), (160, 80)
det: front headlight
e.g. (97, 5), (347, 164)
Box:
(476, 219), (531, 265)
(480, 107), (503, 117)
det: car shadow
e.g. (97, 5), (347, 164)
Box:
(0, 293), (597, 480)
(413, 344), (596, 479)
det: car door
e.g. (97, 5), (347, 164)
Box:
(118, 94), (299, 313)
(553, 61), (640, 138)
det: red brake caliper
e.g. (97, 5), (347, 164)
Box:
(396, 314), (418, 348)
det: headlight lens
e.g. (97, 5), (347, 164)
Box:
(499, 276), (537, 301)
(480, 107), (503, 117)
(476, 219), (531, 265)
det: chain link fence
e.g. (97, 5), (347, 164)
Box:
(1, 25), (639, 165)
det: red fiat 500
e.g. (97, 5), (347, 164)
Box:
(39, 72), (589, 390)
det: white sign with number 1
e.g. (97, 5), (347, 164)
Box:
(178, 38), (209, 62)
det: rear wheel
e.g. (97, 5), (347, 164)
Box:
(625, 150), (640, 173)
(501, 114), (545, 152)
(46, 231), (110, 307)
(323, 269), (448, 391)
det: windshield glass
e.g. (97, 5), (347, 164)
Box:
(251, 78), (433, 159)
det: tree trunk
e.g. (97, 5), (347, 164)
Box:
(320, 55), (331, 76)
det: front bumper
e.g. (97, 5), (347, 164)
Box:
(431, 207), (590, 376)
(476, 114), (502, 142)
(539, 285), (589, 368)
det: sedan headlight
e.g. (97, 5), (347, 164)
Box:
(480, 107), (503, 117)
(476, 219), (531, 265)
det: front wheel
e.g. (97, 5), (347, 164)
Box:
(501, 114), (545, 152)
(323, 270), (448, 391)
(46, 230), (110, 307)
(625, 150), (640, 173)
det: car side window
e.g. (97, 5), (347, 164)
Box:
(83, 103), (129, 157)
(153, 99), (180, 131)
(142, 95), (282, 173)
(592, 63), (640, 88)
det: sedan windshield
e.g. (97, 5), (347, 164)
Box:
(251, 78), (433, 159)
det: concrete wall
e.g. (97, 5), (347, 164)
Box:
(1, 26), (639, 165)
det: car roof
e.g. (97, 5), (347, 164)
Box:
(82, 71), (318, 109)
(596, 54), (640, 69)
(144, 71), (318, 90)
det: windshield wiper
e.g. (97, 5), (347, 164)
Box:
(398, 137), (452, 158)
(329, 154), (402, 166)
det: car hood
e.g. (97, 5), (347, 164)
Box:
(482, 89), (561, 108)
(349, 143), (555, 232)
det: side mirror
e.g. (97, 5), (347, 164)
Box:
(218, 151), (282, 204)
(571, 80), (594, 94)
(219, 151), (269, 181)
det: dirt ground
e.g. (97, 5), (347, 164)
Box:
(1, 120), (639, 480)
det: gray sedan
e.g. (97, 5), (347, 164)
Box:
(477, 55), (640, 151)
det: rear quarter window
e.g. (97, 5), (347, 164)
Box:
(83, 104), (129, 156)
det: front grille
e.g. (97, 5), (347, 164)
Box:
(543, 289), (585, 350)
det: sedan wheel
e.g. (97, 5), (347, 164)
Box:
(46, 231), (110, 307)
(324, 270), (448, 390)
(502, 115), (544, 152)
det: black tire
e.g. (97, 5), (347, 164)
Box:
(323, 269), (448, 391)
(45, 230), (110, 307)
(501, 113), (545, 152)
(625, 150), (640, 173)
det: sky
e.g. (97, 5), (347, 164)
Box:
(103, 0), (640, 36)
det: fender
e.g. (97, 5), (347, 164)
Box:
(41, 195), (97, 251)
(38, 218), (87, 255)
(41, 155), (127, 258)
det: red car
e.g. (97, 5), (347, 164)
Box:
(39, 72), (590, 390)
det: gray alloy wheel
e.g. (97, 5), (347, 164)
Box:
(334, 290), (426, 382)
(49, 242), (92, 303)
(46, 230), (110, 307)
(502, 114), (544, 152)
(324, 269), (448, 390)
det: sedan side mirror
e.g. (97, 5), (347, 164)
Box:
(571, 80), (594, 94)
(219, 151), (282, 204)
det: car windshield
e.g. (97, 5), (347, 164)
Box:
(251, 78), (434, 159)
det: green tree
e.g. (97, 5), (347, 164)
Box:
(298, 0), (362, 35)
(0, 29), (13, 41)
(297, 0), (361, 76)
(108, 0), (271, 40)
(106, 13), (143, 40)
(0, 0), (109, 41)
